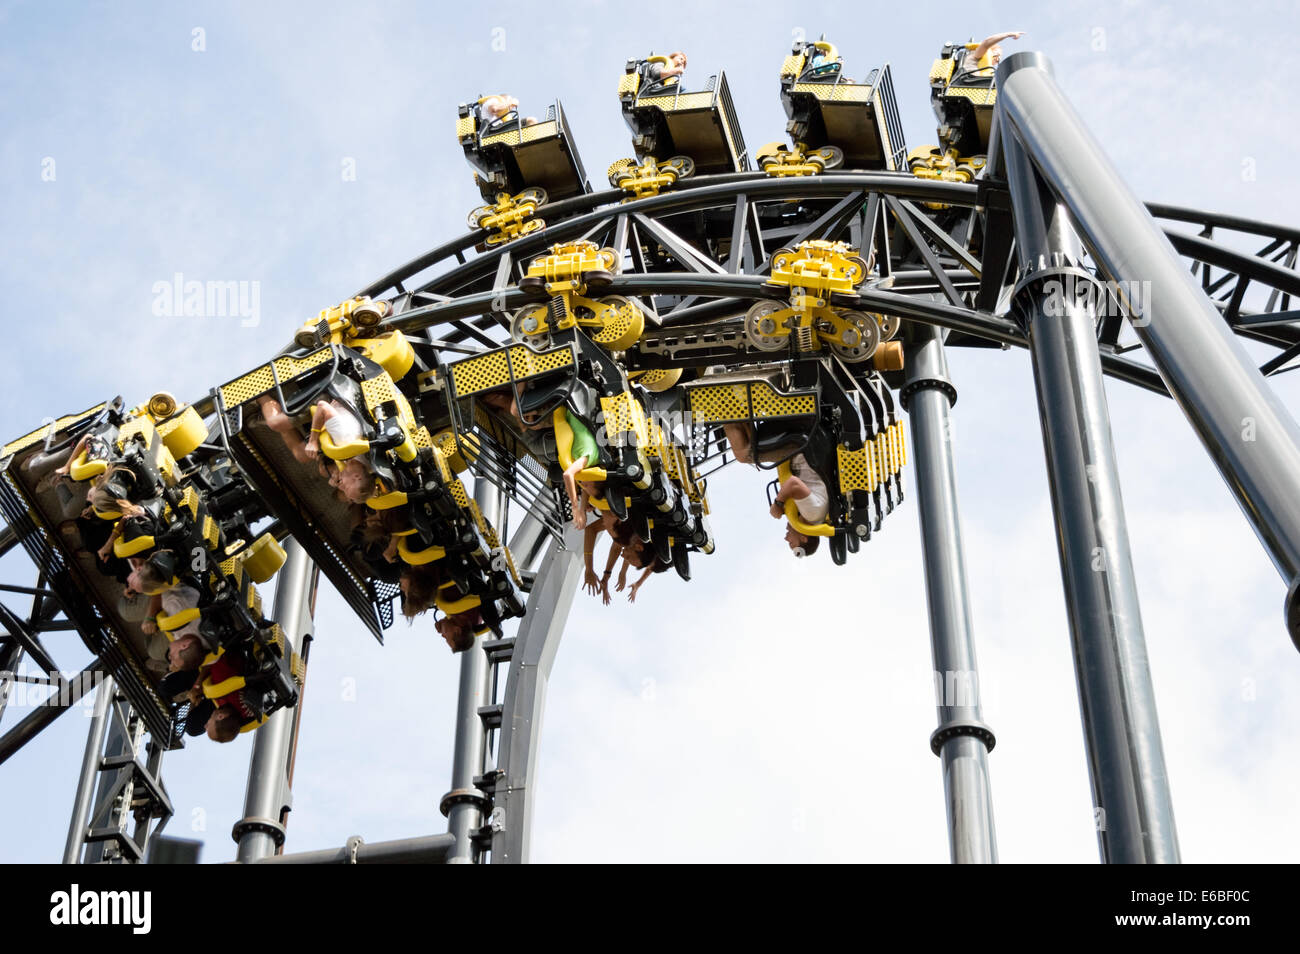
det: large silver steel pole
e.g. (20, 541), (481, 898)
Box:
(901, 324), (998, 864)
(490, 532), (583, 864)
(63, 673), (114, 864)
(997, 52), (1300, 646)
(443, 477), (508, 863)
(233, 539), (314, 862)
(1003, 128), (1180, 863)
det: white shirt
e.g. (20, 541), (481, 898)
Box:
(323, 404), (364, 445)
(160, 584), (202, 640)
(791, 454), (829, 523)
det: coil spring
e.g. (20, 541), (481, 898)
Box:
(795, 323), (815, 352)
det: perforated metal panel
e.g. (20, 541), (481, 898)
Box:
(793, 82), (871, 102)
(219, 349), (333, 408)
(946, 86), (997, 106)
(838, 444), (879, 494)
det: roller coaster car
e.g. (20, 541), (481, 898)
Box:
(777, 39), (908, 171)
(618, 60), (749, 174)
(928, 42), (997, 158)
(687, 362), (904, 564)
(214, 346), (427, 640)
(384, 428), (526, 634)
(446, 330), (712, 580)
(0, 402), (292, 743)
(457, 98), (590, 203)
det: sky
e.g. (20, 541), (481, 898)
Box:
(1, 0), (1299, 864)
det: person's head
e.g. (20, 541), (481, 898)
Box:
(669, 51), (687, 69)
(400, 565), (440, 620)
(609, 520), (638, 548)
(205, 707), (242, 743)
(436, 611), (480, 653)
(784, 523), (820, 558)
(125, 554), (172, 596)
(336, 459), (376, 504)
(623, 539), (648, 569)
(167, 634), (205, 672)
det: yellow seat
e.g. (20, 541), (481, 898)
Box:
(776, 459), (835, 538)
(553, 407), (607, 482)
(203, 672), (246, 699)
(366, 488), (409, 510)
(114, 533), (155, 558)
(398, 537), (446, 566)
(239, 713), (269, 734)
(436, 586), (482, 616)
(319, 428), (370, 461)
(68, 451), (107, 482)
(157, 607), (200, 636)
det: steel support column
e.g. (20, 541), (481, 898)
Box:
(490, 532), (583, 864)
(901, 324), (998, 864)
(442, 476), (508, 863)
(997, 52), (1300, 648)
(62, 674), (114, 864)
(233, 539), (315, 862)
(1003, 124), (1179, 863)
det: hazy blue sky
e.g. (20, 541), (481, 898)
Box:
(2, 0), (1298, 863)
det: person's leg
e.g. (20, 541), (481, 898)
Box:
(53, 435), (89, 477)
(723, 423), (754, 464)
(563, 457), (589, 530)
(259, 396), (313, 462)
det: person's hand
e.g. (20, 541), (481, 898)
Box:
(304, 440), (320, 461)
(97, 544), (113, 562)
(627, 583), (641, 604)
(770, 500), (784, 519)
(573, 510), (587, 531)
(583, 569), (600, 595)
(600, 578), (612, 605)
(141, 619), (157, 636)
(615, 575), (627, 592)
(186, 684), (203, 706)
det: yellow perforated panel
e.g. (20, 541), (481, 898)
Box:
(202, 515), (220, 550)
(636, 91), (716, 111)
(2, 403), (108, 459)
(946, 86), (997, 106)
(219, 349), (333, 408)
(838, 444), (878, 494)
(508, 344), (574, 377)
(449, 477), (471, 509)
(780, 54), (803, 77)
(360, 372), (398, 410)
(600, 392), (649, 447)
(688, 384), (751, 424)
(450, 350), (510, 396)
(792, 82), (871, 102)
(455, 115), (475, 139)
(929, 57), (955, 82)
(618, 72), (639, 96)
(749, 382), (817, 417)
(180, 485), (200, 520)
(519, 120), (558, 144)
